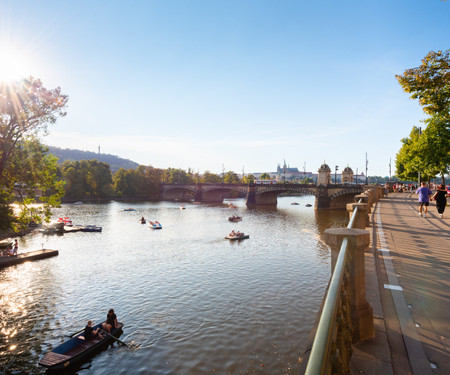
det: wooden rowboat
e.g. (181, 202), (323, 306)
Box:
(39, 323), (123, 371)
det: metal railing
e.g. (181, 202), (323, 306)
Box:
(304, 200), (361, 375)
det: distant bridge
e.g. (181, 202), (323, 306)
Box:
(160, 183), (364, 209)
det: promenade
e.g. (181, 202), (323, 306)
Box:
(351, 192), (450, 375)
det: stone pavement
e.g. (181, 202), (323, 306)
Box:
(351, 192), (450, 375)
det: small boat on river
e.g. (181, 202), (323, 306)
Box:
(123, 208), (136, 212)
(39, 322), (124, 371)
(291, 202), (299, 205)
(149, 221), (162, 229)
(228, 215), (242, 222)
(81, 225), (102, 232)
(225, 232), (249, 240)
(140, 217), (146, 224)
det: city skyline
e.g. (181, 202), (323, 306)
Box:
(1, 1), (449, 177)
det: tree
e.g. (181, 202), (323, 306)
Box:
(0, 77), (68, 180)
(242, 174), (255, 184)
(61, 160), (113, 199)
(259, 173), (271, 180)
(0, 77), (68, 229)
(396, 49), (450, 117)
(223, 171), (240, 184)
(420, 115), (450, 184)
(201, 171), (222, 183)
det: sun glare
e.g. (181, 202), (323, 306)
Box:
(0, 45), (36, 83)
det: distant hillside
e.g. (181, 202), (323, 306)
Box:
(47, 146), (139, 173)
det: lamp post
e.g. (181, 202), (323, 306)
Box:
(335, 165), (339, 184)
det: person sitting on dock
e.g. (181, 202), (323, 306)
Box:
(102, 308), (119, 333)
(84, 320), (103, 340)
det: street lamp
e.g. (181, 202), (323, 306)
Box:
(335, 165), (339, 184)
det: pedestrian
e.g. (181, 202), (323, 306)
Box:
(415, 182), (433, 218)
(431, 184), (449, 218)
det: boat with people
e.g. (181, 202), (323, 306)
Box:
(225, 230), (249, 240)
(149, 221), (162, 229)
(179, 205), (186, 210)
(228, 215), (242, 222)
(39, 322), (124, 371)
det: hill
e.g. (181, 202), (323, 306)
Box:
(47, 146), (139, 173)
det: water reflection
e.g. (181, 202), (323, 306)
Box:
(0, 196), (346, 374)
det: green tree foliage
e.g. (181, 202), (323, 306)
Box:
(113, 165), (164, 198)
(396, 49), (450, 117)
(396, 50), (450, 184)
(201, 171), (222, 183)
(223, 171), (240, 184)
(163, 168), (195, 184)
(0, 77), (68, 229)
(259, 172), (271, 180)
(241, 174), (255, 184)
(11, 139), (65, 224)
(61, 160), (113, 199)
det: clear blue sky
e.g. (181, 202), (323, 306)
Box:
(1, 0), (449, 176)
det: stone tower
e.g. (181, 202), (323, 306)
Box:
(317, 163), (331, 186)
(342, 166), (354, 184)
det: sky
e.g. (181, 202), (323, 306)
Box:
(0, 0), (449, 177)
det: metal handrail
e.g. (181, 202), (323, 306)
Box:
(304, 199), (362, 374)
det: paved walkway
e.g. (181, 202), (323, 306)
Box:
(351, 192), (450, 375)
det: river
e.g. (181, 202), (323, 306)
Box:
(0, 196), (347, 375)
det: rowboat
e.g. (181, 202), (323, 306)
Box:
(225, 234), (249, 240)
(39, 323), (124, 371)
(228, 216), (242, 222)
(81, 225), (102, 232)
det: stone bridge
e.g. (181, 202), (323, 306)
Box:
(160, 183), (364, 209)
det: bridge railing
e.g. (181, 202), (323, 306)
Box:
(302, 190), (380, 374)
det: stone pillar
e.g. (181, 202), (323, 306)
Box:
(194, 183), (202, 202)
(346, 203), (369, 229)
(246, 184), (256, 206)
(324, 228), (374, 342)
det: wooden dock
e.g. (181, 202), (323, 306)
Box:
(0, 249), (59, 269)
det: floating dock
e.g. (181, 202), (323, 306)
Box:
(0, 249), (59, 269)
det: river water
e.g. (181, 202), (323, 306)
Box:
(0, 196), (347, 375)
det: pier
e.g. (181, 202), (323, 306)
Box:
(0, 249), (59, 269)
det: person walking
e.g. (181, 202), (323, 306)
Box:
(431, 184), (449, 218)
(415, 182), (433, 218)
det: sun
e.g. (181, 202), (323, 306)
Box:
(0, 45), (35, 82)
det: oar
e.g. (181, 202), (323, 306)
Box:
(67, 327), (85, 338)
(100, 328), (128, 346)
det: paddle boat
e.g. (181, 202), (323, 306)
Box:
(57, 217), (73, 226)
(39, 322), (124, 371)
(228, 215), (242, 222)
(225, 231), (249, 240)
(149, 221), (162, 230)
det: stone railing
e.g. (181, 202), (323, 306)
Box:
(300, 186), (382, 374)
